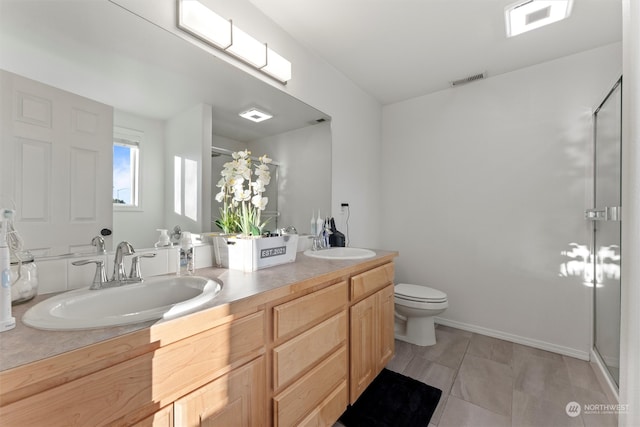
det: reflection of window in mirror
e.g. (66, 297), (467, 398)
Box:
(113, 127), (141, 209)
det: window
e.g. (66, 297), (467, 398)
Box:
(113, 127), (141, 208)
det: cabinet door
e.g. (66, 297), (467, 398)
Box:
(174, 356), (266, 427)
(350, 294), (377, 403)
(349, 284), (396, 404)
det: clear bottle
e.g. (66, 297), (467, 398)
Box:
(310, 211), (316, 236)
(178, 232), (195, 276)
(316, 210), (323, 236)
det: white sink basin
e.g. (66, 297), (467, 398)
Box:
(304, 247), (376, 260)
(22, 275), (222, 331)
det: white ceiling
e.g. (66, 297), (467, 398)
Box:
(250, 0), (622, 105)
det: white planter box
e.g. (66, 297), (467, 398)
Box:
(215, 235), (298, 272)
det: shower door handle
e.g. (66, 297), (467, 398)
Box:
(585, 206), (621, 221)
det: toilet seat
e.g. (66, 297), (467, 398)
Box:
(395, 283), (447, 303)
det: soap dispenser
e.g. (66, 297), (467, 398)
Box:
(155, 229), (171, 248)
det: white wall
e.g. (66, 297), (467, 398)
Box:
(620, 0), (640, 423)
(251, 122), (332, 235)
(112, 110), (166, 248)
(164, 103), (213, 236)
(381, 43), (622, 358)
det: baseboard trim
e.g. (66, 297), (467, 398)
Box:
(590, 348), (619, 403)
(435, 317), (590, 361)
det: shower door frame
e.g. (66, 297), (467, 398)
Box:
(589, 76), (622, 390)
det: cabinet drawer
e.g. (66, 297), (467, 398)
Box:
(350, 262), (394, 301)
(273, 346), (347, 427)
(273, 281), (347, 340)
(298, 379), (348, 427)
(273, 311), (347, 391)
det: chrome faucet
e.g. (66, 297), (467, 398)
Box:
(111, 241), (135, 282)
(72, 241), (157, 289)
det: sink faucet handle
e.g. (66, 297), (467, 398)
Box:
(72, 259), (107, 290)
(129, 253), (157, 282)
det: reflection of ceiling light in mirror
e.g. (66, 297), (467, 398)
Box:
(505, 0), (573, 37)
(239, 108), (273, 123)
(177, 0), (292, 83)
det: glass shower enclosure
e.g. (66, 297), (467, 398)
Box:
(587, 77), (622, 387)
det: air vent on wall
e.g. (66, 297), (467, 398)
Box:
(450, 72), (486, 87)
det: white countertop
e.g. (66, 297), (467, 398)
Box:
(0, 250), (397, 371)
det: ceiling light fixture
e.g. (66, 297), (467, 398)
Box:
(505, 0), (574, 37)
(239, 108), (273, 123)
(177, 0), (292, 84)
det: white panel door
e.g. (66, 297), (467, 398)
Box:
(1, 70), (113, 255)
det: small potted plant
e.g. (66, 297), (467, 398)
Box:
(214, 150), (297, 271)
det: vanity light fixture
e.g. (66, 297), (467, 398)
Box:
(239, 108), (273, 123)
(505, 0), (574, 37)
(177, 0), (292, 83)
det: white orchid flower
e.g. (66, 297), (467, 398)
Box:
(252, 180), (266, 194)
(215, 150), (273, 236)
(234, 189), (251, 202)
(252, 195), (268, 210)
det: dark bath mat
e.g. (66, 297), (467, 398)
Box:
(339, 368), (442, 427)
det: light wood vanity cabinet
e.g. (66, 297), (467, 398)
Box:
(0, 256), (397, 427)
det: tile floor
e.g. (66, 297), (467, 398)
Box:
(341, 325), (619, 427)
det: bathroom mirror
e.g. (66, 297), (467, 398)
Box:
(0, 0), (331, 252)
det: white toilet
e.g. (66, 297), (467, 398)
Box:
(394, 283), (448, 346)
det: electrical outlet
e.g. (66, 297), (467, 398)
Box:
(341, 202), (349, 213)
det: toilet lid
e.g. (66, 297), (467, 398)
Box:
(395, 283), (447, 303)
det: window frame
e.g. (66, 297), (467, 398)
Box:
(113, 126), (143, 212)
